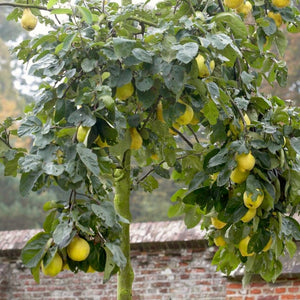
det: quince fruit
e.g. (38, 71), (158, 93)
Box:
(115, 82), (134, 100)
(211, 217), (227, 229)
(236, 1), (252, 15)
(21, 8), (37, 31)
(239, 236), (254, 257)
(77, 125), (90, 143)
(272, 0), (290, 8)
(230, 167), (249, 184)
(157, 101), (165, 122)
(130, 128), (143, 150)
(41, 253), (63, 276)
(243, 189), (264, 209)
(195, 54), (215, 78)
(224, 0), (244, 9)
(214, 236), (226, 247)
(241, 208), (256, 223)
(95, 136), (109, 148)
(268, 12), (283, 27)
(67, 236), (90, 262)
(176, 99), (194, 125)
(235, 152), (255, 172)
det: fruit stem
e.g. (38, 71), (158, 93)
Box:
(114, 150), (134, 300)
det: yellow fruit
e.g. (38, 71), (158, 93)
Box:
(210, 172), (219, 183)
(211, 217), (227, 229)
(95, 136), (109, 148)
(195, 54), (215, 78)
(169, 122), (180, 135)
(63, 263), (70, 271)
(41, 253), (63, 276)
(239, 236), (254, 257)
(151, 153), (159, 160)
(115, 82), (134, 100)
(243, 113), (251, 126)
(262, 237), (272, 252)
(190, 115), (200, 125)
(176, 99), (194, 125)
(241, 208), (256, 222)
(224, 0), (244, 9)
(157, 101), (165, 122)
(268, 12), (283, 27)
(67, 236), (90, 262)
(243, 189), (264, 209)
(77, 126), (90, 143)
(230, 167), (249, 184)
(130, 128), (143, 150)
(214, 236), (226, 247)
(87, 265), (95, 273)
(21, 8), (37, 31)
(272, 0), (290, 8)
(236, 1), (252, 15)
(235, 152), (255, 172)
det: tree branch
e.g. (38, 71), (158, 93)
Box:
(0, 2), (51, 11)
(187, 124), (200, 144)
(170, 126), (194, 148)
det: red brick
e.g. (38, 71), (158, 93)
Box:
(251, 288), (262, 294)
(227, 283), (243, 289)
(288, 287), (299, 292)
(226, 297), (243, 300)
(245, 297), (255, 300)
(257, 296), (279, 300)
(275, 287), (286, 293)
(281, 296), (300, 300)
(293, 280), (300, 286)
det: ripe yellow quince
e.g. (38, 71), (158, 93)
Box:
(21, 8), (38, 31)
(77, 125), (90, 143)
(211, 217), (227, 229)
(67, 236), (90, 262)
(230, 167), (249, 184)
(95, 136), (109, 148)
(241, 208), (256, 222)
(262, 237), (272, 252)
(214, 236), (226, 247)
(239, 236), (254, 257)
(229, 113), (251, 136)
(224, 0), (243, 9)
(235, 151), (255, 172)
(268, 11), (283, 27)
(243, 189), (264, 209)
(41, 253), (63, 276)
(130, 127), (143, 150)
(115, 82), (134, 100)
(236, 1), (252, 15)
(272, 0), (290, 8)
(157, 101), (165, 122)
(195, 54), (215, 78)
(176, 99), (194, 125)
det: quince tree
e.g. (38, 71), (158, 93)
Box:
(1, 0), (300, 298)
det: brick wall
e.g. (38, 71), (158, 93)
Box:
(1, 221), (300, 300)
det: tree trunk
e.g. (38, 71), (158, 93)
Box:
(114, 150), (134, 300)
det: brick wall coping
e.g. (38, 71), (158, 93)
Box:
(0, 220), (206, 257)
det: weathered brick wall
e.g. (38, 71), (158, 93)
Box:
(1, 221), (300, 300)
(0, 245), (227, 300)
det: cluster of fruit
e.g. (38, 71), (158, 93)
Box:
(224, 0), (290, 28)
(41, 236), (93, 276)
(211, 151), (272, 256)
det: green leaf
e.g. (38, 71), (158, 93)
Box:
(208, 148), (228, 168)
(103, 247), (117, 283)
(282, 216), (300, 240)
(214, 12), (247, 39)
(174, 42), (198, 64)
(47, 0), (58, 9)
(113, 37), (136, 58)
(51, 8), (73, 15)
(76, 144), (100, 177)
(132, 48), (153, 63)
(274, 30), (288, 57)
(290, 137), (300, 156)
(91, 202), (117, 228)
(18, 116), (42, 137)
(286, 239), (297, 258)
(43, 210), (58, 233)
(62, 33), (77, 52)
(53, 222), (74, 248)
(81, 58), (97, 72)
(77, 6), (93, 24)
(163, 65), (185, 94)
(154, 165), (170, 179)
(168, 201), (185, 218)
(67, 107), (96, 127)
(105, 242), (126, 269)
(202, 100), (219, 125)
(20, 171), (43, 196)
(206, 82), (220, 103)
(184, 205), (202, 228)
(140, 175), (159, 192)
(21, 232), (52, 268)
(42, 162), (64, 176)
(183, 187), (210, 208)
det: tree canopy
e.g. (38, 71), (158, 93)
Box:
(1, 0), (300, 298)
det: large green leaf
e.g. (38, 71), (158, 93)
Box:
(91, 202), (117, 228)
(76, 144), (100, 177)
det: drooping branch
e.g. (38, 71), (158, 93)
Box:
(0, 2), (50, 11)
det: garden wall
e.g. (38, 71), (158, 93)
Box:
(1, 220), (300, 300)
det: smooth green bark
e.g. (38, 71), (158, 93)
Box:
(114, 150), (134, 300)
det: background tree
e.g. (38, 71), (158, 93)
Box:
(1, 0), (300, 299)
